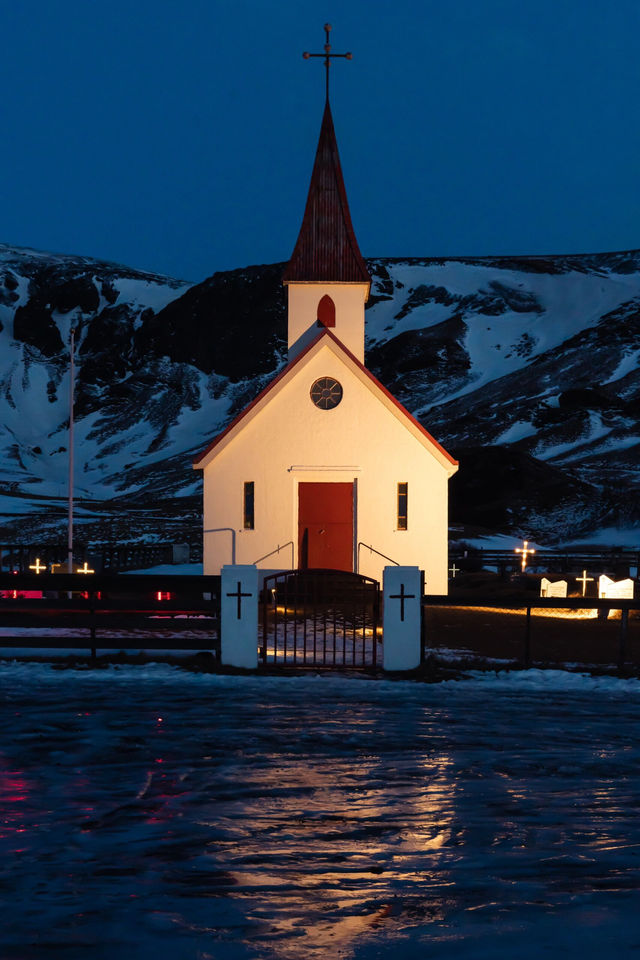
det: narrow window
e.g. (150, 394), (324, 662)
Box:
(243, 481), (255, 530)
(316, 294), (336, 328)
(397, 482), (408, 530)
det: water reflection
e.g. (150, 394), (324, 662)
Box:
(189, 701), (459, 958)
(0, 674), (639, 958)
(0, 757), (32, 849)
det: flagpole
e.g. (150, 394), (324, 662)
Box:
(67, 324), (75, 574)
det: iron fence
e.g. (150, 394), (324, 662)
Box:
(0, 542), (202, 574)
(261, 569), (381, 668)
(0, 572), (220, 659)
(422, 595), (640, 669)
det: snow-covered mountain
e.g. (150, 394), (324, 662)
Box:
(1, 242), (639, 544)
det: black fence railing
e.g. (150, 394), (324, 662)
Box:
(451, 548), (640, 577)
(0, 543), (202, 574)
(422, 595), (640, 669)
(0, 572), (221, 660)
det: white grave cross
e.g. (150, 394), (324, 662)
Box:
(576, 569), (594, 596)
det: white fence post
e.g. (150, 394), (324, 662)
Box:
(383, 566), (422, 671)
(221, 564), (258, 669)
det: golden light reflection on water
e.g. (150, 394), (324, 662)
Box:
(3, 676), (640, 958)
(197, 746), (457, 958)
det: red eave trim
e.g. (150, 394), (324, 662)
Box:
(321, 330), (459, 467)
(192, 329), (459, 468)
(192, 331), (328, 466)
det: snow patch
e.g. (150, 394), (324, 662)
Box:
(496, 420), (538, 444)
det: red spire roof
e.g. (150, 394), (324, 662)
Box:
(283, 101), (370, 285)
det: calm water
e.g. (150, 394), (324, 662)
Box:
(1, 665), (639, 959)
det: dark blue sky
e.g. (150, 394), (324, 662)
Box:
(2, 0), (639, 281)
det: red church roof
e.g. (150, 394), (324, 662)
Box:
(282, 101), (371, 286)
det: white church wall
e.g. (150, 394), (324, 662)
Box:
(287, 283), (369, 362)
(201, 342), (451, 594)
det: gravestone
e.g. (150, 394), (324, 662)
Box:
(172, 543), (190, 564)
(598, 575), (635, 600)
(540, 578), (567, 598)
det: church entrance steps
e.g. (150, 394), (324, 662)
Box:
(260, 569), (380, 668)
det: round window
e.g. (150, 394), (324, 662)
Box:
(310, 377), (343, 410)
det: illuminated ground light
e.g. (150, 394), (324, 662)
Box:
(457, 605), (599, 620)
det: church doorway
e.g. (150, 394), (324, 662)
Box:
(298, 482), (354, 571)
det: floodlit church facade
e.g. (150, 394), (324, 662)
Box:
(193, 98), (458, 592)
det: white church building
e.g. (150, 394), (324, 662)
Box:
(193, 96), (458, 592)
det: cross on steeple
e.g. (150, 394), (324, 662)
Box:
(303, 23), (352, 102)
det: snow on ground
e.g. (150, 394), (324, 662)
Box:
(456, 527), (640, 551)
(369, 260), (640, 408)
(557, 526), (640, 548)
(127, 563), (203, 575)
(603, 347), (640, 385)
(112, 276), (191, 312)
(495, 419), (538, 444)
(1, 665), (640, 959)
(453, 532), (545, 551)
(534, 411), (614, 462)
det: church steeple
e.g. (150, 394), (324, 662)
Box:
(283, 99), (370, 286)
(284, 25), (370, 362)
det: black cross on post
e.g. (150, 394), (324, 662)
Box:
(226, 580), (253, 620)
(303, 23), (352, 102)
(389, 583), (416, 622)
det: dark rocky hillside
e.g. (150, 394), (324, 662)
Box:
(1, 242), (639, 545)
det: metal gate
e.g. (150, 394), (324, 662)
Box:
(260, 569), (380, 667)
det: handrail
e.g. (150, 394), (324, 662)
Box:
(203, 528), (236, 565)
(357, 542), (399, 572)
(252, 541), (294, 567)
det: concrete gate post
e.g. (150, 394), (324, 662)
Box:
(221, 564), (258, 669)
(383, 566), (422, 671)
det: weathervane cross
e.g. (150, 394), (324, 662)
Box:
(303, 23), (352, 102)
